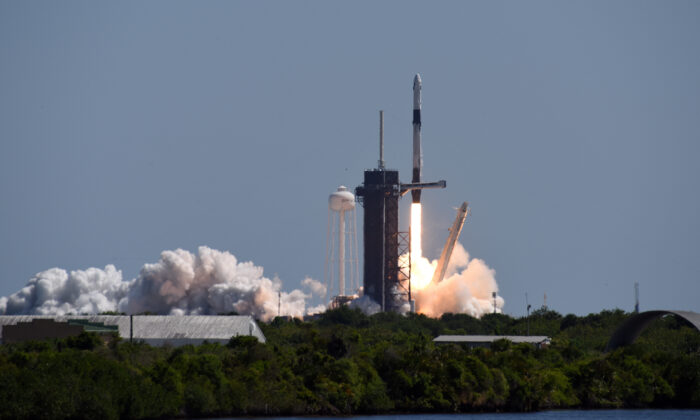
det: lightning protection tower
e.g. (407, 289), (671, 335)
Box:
(326, 186), (359, 308)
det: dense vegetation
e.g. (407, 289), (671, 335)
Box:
(0, 308), (698, 419)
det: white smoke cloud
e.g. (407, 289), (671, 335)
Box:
(0, 243), (500, 321)
(301, 276), (327, 297)
(410, 242), (504, 318)
(305, 304), (328, 316)
(0, 265), (129, 316)
(0, 246), (325, 321)
(349, 294), (381, 315)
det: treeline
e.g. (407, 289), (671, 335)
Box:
(0, 308), (698, 419)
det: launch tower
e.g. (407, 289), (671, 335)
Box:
(356, 76), (446, 312)
(356, 168), (403, 311)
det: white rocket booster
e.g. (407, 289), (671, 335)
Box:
(412, 74), (422, 203)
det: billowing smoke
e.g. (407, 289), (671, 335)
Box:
(0, 265), (129, 316)
(349, 295), (381, 315)
(0, 243), (501, 320)
(405, 242), (504, 318)
(0, 246), (326, 321)
(301, 276), (327, 297)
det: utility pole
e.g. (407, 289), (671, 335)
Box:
(526, 293), (531, 336)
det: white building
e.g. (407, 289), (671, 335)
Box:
(0, 315), (266, 346)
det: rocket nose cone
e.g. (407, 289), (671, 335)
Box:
(413, 74), (422, 90)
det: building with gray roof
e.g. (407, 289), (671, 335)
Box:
(433, 335), (550, 349)
(0, 315), (266, 346)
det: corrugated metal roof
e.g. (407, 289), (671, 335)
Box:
(433, 335), (550, 344)
(0, 315), (266, 344)
(130, 316), (265, 342)
(67, 319), (119, 332)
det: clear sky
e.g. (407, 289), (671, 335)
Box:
(1, 1), (699, 316)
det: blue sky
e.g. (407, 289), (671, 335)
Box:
(1, 1), (699, 316)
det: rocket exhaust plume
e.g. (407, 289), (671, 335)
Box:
(0, 246), (326, 321)
(410, 203), (422, 260)
(407, 199), (499, 317)
(404, 241), (503, 318)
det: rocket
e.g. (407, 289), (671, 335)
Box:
(412, 74), (422, 204)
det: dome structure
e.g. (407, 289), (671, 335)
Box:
(329, 186), (355, 211)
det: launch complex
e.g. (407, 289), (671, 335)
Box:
(354, 75), (461, 312)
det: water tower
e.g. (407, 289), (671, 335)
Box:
(326, 186), (359, 308)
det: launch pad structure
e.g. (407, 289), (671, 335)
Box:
(355, 163), (446, 312)
(356, 77), (446, 312)
(355, 169), (404, 312)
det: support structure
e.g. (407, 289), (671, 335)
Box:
(431, 202), (469, 284)
(356, 169), (401, 311)
(606, 310), (700, 352)
(327, 186), (359, 307)
(339, 209), (346, 294)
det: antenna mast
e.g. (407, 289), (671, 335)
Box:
(378, 110), (385, 169)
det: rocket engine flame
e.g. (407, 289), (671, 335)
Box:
(410, 203), (435, 291)
(410, 203), (423, 260)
